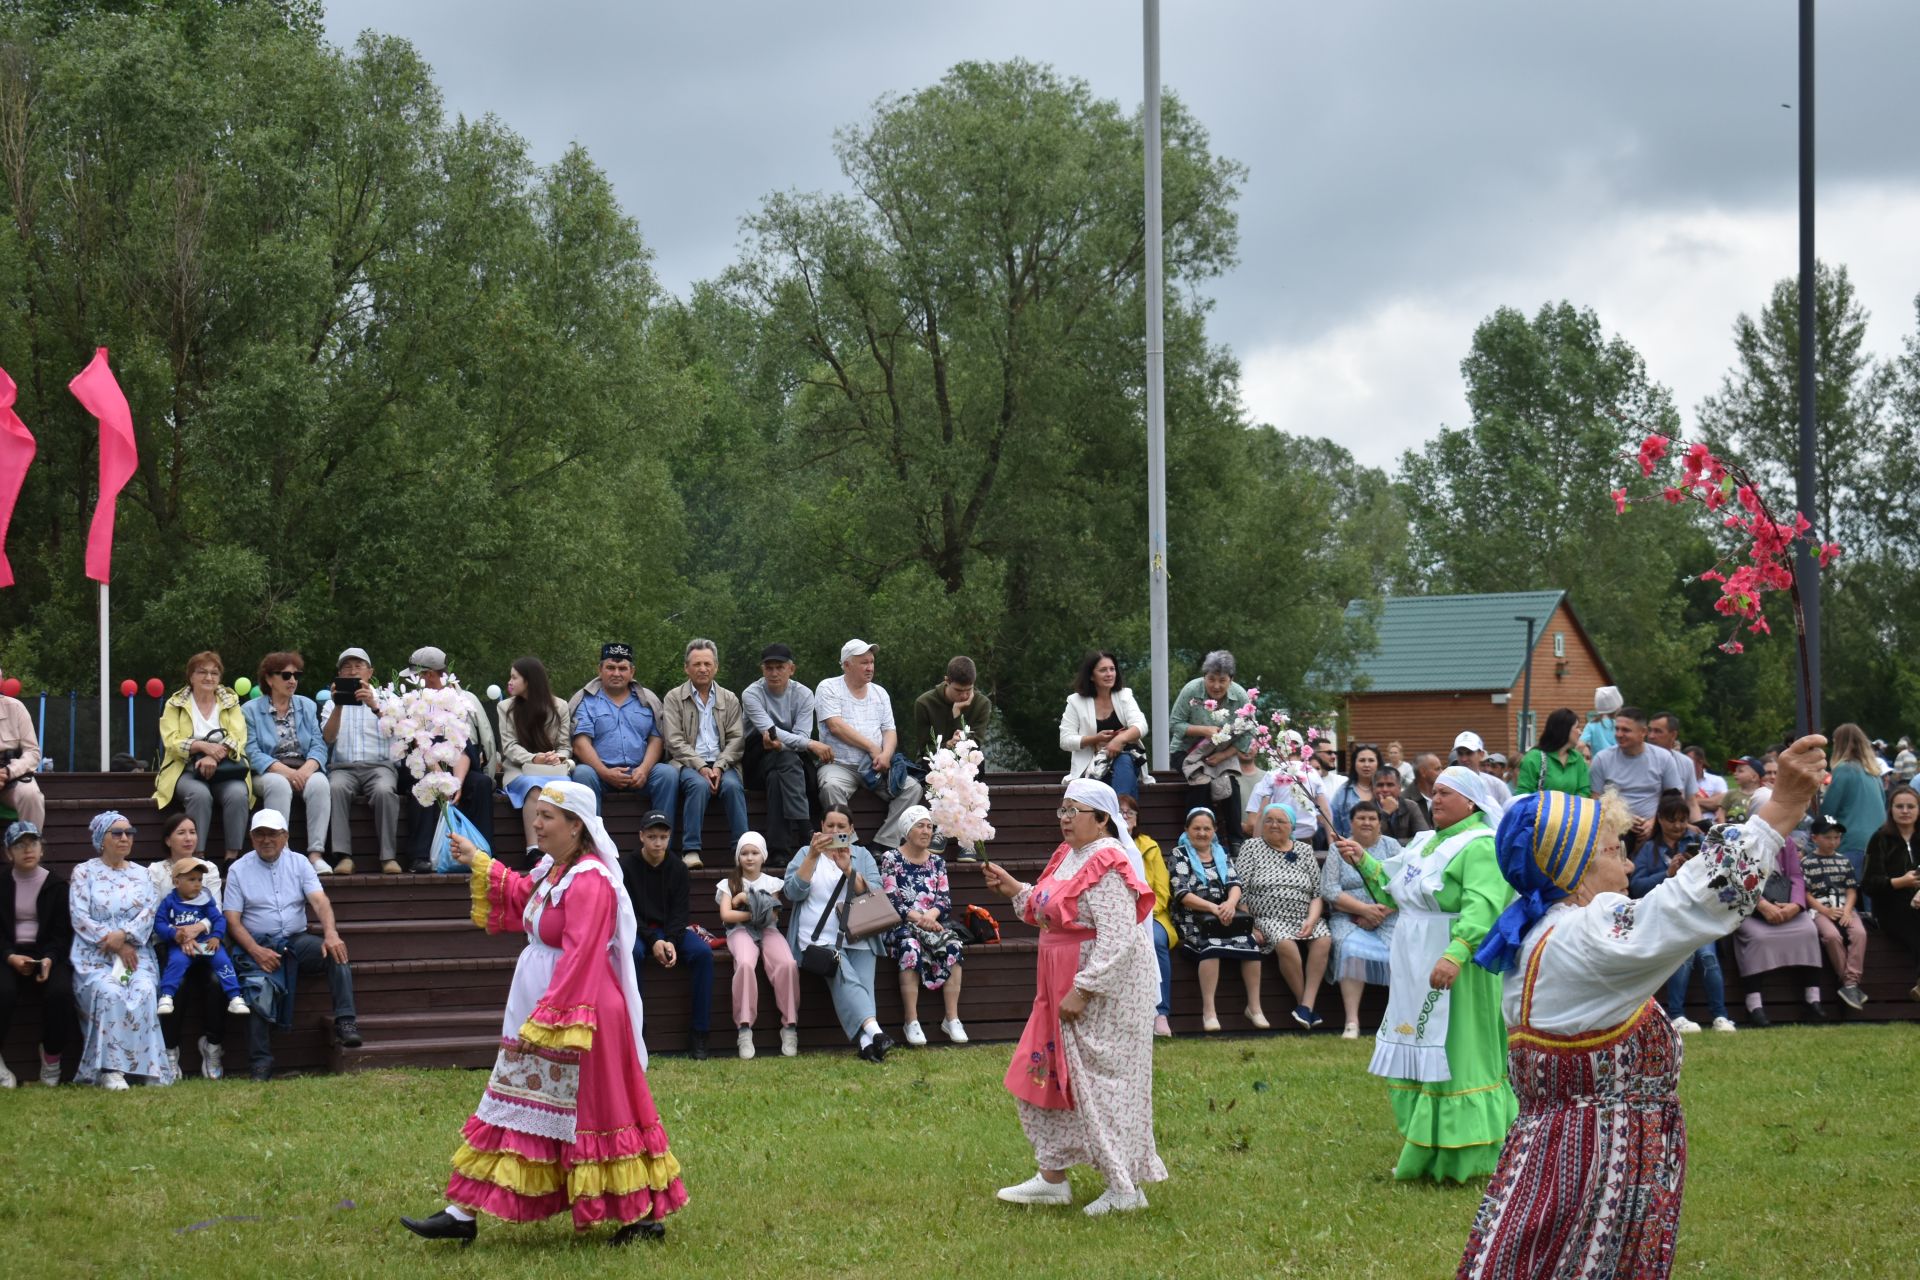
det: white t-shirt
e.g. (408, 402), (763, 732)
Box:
(815, 676), (896, 769)
(1696, 771), (1728, 798)
(1246, 770), (1328, 837)
(188, 698), (222, 741)
(714, 872), (784, 912)
(792, 861), (850, 947)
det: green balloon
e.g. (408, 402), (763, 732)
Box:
(233, 676), (252, 696)
(249, 686), (263, 699)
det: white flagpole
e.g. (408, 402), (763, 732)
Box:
(1144, 0), (1171, 774)
(98, 581), (109, 770)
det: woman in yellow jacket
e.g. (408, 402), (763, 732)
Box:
(1118, 793), (1178, 1036)
(153, 651), (254, 864)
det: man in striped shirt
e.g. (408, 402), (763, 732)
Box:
(322, 647), (401, 873)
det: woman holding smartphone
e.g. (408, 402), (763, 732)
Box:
(781, 805), (891, 1061)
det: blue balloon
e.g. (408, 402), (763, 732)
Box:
(316, 688), (333, 704)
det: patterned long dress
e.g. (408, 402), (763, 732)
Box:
(880, 849), (963, 988)
(1234, 838), (1330, 947)
(1458, 820), (1786, 1279)
(1167, 838), (1264, 958)
(449, 849), (686, 1231)
(68, 858), (171, 1084)
(1004, 838), (1167, 1197)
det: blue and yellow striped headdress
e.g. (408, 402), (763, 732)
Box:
(1474, 791), (1603, 973)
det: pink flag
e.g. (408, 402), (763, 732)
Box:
(0, 366), (35, 589)
(69, 349), (140, 584)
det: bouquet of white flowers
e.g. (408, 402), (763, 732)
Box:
(378, 682), (473, 807)
(925, 726), (995, 853)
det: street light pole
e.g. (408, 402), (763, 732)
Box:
(1143, 0), (1171, 772)
(1514, 615), (1537, 756)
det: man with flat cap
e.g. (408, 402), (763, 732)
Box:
(742, 642), (831, 865)
(401, 646), (497, 872)
(569, 642), (681, 837)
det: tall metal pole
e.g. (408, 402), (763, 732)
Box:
(1793, 0), (1821, 737)
(98, 582), (110, 770)
(1143, 0), (1171, 772)
(1514, 616), (1537, 755)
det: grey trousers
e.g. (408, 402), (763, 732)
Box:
(254, 770), (332, 853)
(817, 762), (924, 848)
(328, 761), (399, 862)
(173, 775), (251, 854)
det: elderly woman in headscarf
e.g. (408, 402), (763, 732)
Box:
(1337, 765), (1516, 1182)
(1325, 800), (1401, 1039)
(880, 804), (967, 1047)
(1236, 802), (1332, 1031)
(402, 780), (686, 1247)
(984, 779), (1164, 1217)
(1166, 805), (1266, 1032)
(1456, 737), (1827, 1280)
(68, 811), (171, 1090)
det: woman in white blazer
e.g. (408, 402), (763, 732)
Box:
(1059, 651), (1151, 796)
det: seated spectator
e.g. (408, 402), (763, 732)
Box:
(1166, 806), (1262, 1032)
(816, 640), (924, 849)
(1245, 762), (1337, 845)
(242, 651), (332, 875)
(879, 805), (965, 1047)
(323, 647), (402, 874)
(1646, 712), (1702, 823)
(1410, 752), (1442, 827)
(1385, 740), (1415, 789)
(783, 805), (892, 1062)
(153, 857), (249, 1080)
(741, 643), (830, 865)
(661, 639), (748, 870)
(1324, 801), (1400, 1039)
(155, 652), (252, 864)
(1729, 830), (1823, 1027)
(144, 814), (235, 1077)
(911, 655), (993, 759)
(1170, 651), (1251, 838)
(623, 809), (713, 1060)
(223, 808), (360, 1081)
(1686, 745), (1728, 819)
(1329, 744), (1382, 839)
(0, 665), (45, 829)
(147, 814), (220, 904)
(1863, 786), (1920, 1000)
(1514, 709), (1590, 798)
(1237, 804), (1330, 1030)
(570, 643), (680, 840)
(1117, 792), (1175, 1037)
(1589, 708), (1685, 841)
(1059, 650), (1149, 798)
(1, 821), (74, 1088)
(1723, 755), (1764, 825)
(69, 812), (169, 1089)
(1370, 767), (1429, 843)
(1893, 737), (1918, 786)
(1629, 796), (1733, 1033)
(1821, 724), (1885, 878)
(1802, 815), (1869, 1011)
(498, 656), (573, 854)
(403, 647), (497, 873)
(715, 831), (798, 1060)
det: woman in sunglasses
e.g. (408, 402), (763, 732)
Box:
(242, 652), (334, 874)
(69, 811), (171, 1089)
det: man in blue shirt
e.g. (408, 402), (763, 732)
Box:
(569, 643), (680, 838)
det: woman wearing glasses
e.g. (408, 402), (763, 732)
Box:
(69, 812), (171, 1089)
(153, 651), (253, 864)
(242, 652), (334, 874)
(985, 780), (1164, 1216)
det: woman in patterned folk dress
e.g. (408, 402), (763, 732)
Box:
(1456, 736), (1827, 1280)
(401, 781), (685, 1247)
(985, 778), (1165, 1217)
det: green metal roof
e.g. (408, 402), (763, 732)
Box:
(1344, 591), (1571, 694)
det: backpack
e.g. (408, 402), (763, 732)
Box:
(961, 903), (1000, 945)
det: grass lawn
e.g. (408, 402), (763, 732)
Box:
(5, 1024), (1917, 1278)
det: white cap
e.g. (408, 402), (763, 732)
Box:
(840, 638), (878, 663)
(407, 645), (448, 674)
(249, 808), (289, 833)
(336, 646), (371, 668)
(1452, 731), (1485, 754)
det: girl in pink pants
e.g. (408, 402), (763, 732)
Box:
(716, 832), (801, 1058)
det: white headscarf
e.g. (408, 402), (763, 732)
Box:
(1434, 765), (1505, 824)
(897, 805), (934, 837)
(526, 780), (651, 1067)
(1063, 778), (1143, 881)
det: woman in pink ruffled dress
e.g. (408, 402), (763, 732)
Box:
(400, 780), (686, 1247)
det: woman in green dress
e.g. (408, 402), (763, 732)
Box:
(1339, 765), (1517, 1183)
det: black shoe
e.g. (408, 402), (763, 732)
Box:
(401, 1211), (476, 1246)
(249, 1065), (273, 1082)
(335, 1017), (363, 1048)
(688, 1032), (708, 1061)
(859, 1032), (893, 1063)
(409, 859), (433, 874)
(1747, 1007), (1771, 1028)
(609, 1220), (665, 1246)
(1804, 1000), (1830, 1020)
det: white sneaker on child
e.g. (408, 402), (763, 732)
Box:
(737, 1028), (755, 1060)
(156, 995), (175, 1015)
(903, 1020), (927, 1046)
(199, 1036), (224, 1080)
(941, 1018), (969, 1044)
(779, 1026), (799, 1057)
(226, 996), (250, 1015)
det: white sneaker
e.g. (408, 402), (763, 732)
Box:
(198, 1036), (224, 1080)
(225, 996), (250, 1015)
(38, 1058), (61, 1087)
(0, 1062), (15, 1088)
(1341, 1023), (1360, 1040)
(156, 995), (175, 1015)
(1084, 1188), (1148, 1216)
(1670, 1016), (1702, 1034)
(903, 1020), (927, 1047)
(941, 1018), (968, 1044)
(1710, 1016), (1738, 1033)
(780, 1026), (799, 1057)
(737, 1028), (756, 1060)
(996, 1173), (1072, 1205)
(309, 853), (332, 874)
(166, 1046), (181, 1080)
(99, 1071), (129, 1092)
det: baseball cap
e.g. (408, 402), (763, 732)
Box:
(1809, 814), (1847, 835)
(760, 642), (795, 663)
(1452, 731), (1486, 754)
(1728, 755), (1765, 774)
(3, 819), (40, 848)
(1486, 752), (1508, 765)
(640, 810), (672, 831)
(407, 646), (448, 674)
(337, 646), (371, 668)
(249, 808), (289, 833)
(840, 639), (877, 663)
(170, 856), (217, 879)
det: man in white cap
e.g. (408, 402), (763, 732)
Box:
(322, 646), (401, 873)
(1451, 731), (1514, 809)
(401, 646), (497, 873)
(815, 639), (924, 847)
(223, 808), (360, 1081)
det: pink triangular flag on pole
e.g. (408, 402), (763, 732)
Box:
(0, 366), (35, 589)
(69, 349), (139, 584)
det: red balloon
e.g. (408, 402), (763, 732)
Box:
(146, 677), (165, 698)
(119, 678), (137, 696)
(0, 677), (19, 697)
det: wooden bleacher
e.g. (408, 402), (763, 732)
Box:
(7, 771), (1915, 1077)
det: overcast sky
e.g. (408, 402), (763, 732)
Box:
(322, 1), (1920, 466)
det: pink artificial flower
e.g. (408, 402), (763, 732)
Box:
(1202, 699), (1217, 711)
(1817, 541), (1843, 568)
(1736, 485), (1762, 515)
(1611, 488), (1628, 515)
(1748, 615), (1772, 635)
(1662, 487), (1684, 505)
(1719, 640), (1745, 655)
(1637, 433), (1671, 476)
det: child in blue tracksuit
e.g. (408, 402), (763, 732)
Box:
(155, 859), (249, 1016)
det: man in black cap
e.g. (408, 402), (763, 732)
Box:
(741, 643), (830, 865)
(568, 643), (680, 836)
(622, 809), (713, 1058)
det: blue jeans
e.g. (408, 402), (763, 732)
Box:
(1665, 943), (1728, 1022)
(633, 927), (713, 1034)
(1110, 753), (1141, 799)
(571, 761), (681, 828)
(1151, 919), (1172, 1017)
(676, 766), (749, 853)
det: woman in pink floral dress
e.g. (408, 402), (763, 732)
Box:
(400, 781), (686, 1248)
(984, 778), (1165, 1217)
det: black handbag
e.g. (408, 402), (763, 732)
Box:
(798, 870), (852, 978)
(188, 728), (249, 787)
(1760, 871), (1793, 906)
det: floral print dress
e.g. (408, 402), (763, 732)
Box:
(69, 858), (171, 1084)
(1234, 838), (1329, 948)
(880, 849), (963, 989)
